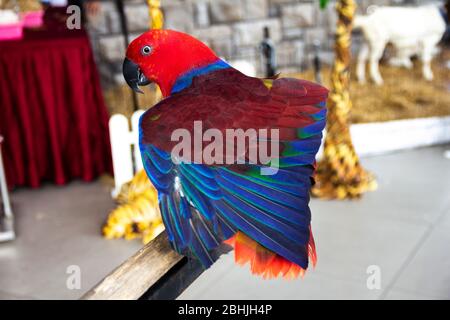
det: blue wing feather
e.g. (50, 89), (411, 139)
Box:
(216, 168), (306, 209)
(216, 174), (309, 226)
(215, 200), (308, 267)
(140, 139), (319, 269)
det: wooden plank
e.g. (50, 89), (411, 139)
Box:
(81, 232), (183, 300)
(140, 257), (204, 300)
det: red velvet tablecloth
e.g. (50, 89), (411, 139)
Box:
(0, 26), (112, 189)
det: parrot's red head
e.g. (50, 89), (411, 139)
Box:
(123, 29), (220, 97)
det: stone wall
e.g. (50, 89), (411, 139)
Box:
(86, 0), (435, 87)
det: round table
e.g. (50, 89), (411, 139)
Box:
(0, 24), (112, 189)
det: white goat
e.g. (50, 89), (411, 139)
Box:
(355, 5), (446, 85)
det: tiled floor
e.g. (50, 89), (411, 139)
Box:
(0, 145), (449, 300)
(0, 180), (142, 299)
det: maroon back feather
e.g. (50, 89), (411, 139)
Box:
(140, 68), (328, 156)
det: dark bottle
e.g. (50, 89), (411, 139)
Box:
(313, 40), (322, 84)
(261, 26), (276, 78)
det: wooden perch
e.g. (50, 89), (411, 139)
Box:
(81, 232), (183, 300)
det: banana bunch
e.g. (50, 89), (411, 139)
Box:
(115, 169), (154, 204)
(103, 170), (164, 244)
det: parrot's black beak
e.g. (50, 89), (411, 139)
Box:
(123, 58), (151, 94)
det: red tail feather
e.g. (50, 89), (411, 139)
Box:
(224, 227), (317, 279)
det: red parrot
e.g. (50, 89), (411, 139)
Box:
(123, 30), (328, 279)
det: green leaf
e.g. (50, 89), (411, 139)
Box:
(319, 0), (329, 9)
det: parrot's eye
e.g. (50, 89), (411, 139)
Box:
(141, 45), (152, 56)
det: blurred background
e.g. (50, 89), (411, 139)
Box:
(0, 0), (449, 299)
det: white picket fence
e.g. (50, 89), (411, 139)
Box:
(109, 110), (145, 197)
